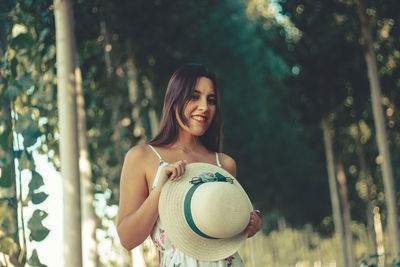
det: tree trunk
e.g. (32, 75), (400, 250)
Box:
(356, 0), (400, 258)
(355, 122), (380, 262)
(336, 159), (355, 266)
(100, 21), (113, 79)
(321, 116), (348, 267)
(75, 57), (99, 267)
(54, 0), (83, 265)
(126, 41), (146, 142)
(373, 206), (385, 266)
(142, 76), (160, 137)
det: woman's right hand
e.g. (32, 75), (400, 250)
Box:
(158, 160), (187, 187)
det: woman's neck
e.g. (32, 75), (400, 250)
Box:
(170, 130), (202, 153)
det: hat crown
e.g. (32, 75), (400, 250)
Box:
(159, 162), (253, 261)
(191, 182), (252, 238)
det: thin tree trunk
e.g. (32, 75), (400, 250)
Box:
(54, 0), (82, 265)
(126, 41), (146, 142)
(355, 122), (379, 261)
(142, 76), (160, 137)
(336, 159), (355, 266)
(356, 0), (400, 258)
(373, 206), (385, 266)
(100, 21), (125, 165)
(365, 201), (378, 259)
(75, 58), (99, 267)
(321, 116), (347, 267)
(100, 21), (113, 79)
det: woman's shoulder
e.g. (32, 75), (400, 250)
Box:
(217, 152), (236, 177)
(124, 144), (155, 163)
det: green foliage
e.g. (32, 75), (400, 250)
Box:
(5, 73), (33, 99)
(0, 236), (19, 256)
(28, 248), (48, 267)
(29, 171), (49, 204)
(3, 0), (400, 265)
(0, 199), (19, 261)
(27, 209), (50, 242)
(0, 1), (53, 265)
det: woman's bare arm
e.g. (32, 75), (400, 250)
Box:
(117, 145), (187, 250)
(117, 145), (161, 250)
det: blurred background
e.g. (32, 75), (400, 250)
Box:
(1, 0), (400, 266)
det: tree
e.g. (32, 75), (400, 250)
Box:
(322, 116), (351, 267)
(54, 0), (82, 265)
(76, 56), (99, 267)
(356, 0), (400, 258)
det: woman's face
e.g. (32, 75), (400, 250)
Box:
(176, 77), (217, 137)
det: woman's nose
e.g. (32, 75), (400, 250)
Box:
(198, 98), (209, 111)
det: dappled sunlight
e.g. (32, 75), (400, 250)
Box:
(3, 0), (400, 266)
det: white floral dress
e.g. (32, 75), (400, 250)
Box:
(148, 145), (245, 267)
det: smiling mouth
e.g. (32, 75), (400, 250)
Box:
(191, 115), (207, 123)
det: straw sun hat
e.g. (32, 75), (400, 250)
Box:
(158, 162), (253, 261)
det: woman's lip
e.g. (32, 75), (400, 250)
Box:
(191, 115), (207, 123)
(192, 117), (206, 123)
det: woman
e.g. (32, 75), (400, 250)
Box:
(117, 64), (262, 266)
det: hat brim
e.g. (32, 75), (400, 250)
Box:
(159, 162), (253, 261)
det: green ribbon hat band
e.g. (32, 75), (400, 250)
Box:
(183, 183), (219, 239)
(183, 172), (234, 240)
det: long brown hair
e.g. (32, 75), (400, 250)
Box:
(149, 64), (222, 152)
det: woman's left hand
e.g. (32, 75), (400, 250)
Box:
(245, 210), (262, 238)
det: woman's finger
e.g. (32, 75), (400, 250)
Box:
(169, 169), (178, 180)
(246, 210), (262, 238)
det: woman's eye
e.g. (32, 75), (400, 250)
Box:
(191, 95), (200, 100)
(208, 98), (216, 104)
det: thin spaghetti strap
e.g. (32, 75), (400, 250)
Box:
(148, 144), (163, 161)
(215, 152), (222, 168)
(148, 144), (168, 190)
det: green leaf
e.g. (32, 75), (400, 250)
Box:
(5, 74), (33, 100)
(28, 249), (47, 267)
(0, 237), (19, 255)
(39, 28), (50, 42)
(18, 73), (34, 89)
(18, 150), (32, 171)
(10, 32), (34, 50)
(14, 111), (42, 148)
(5, 80), (25, 99)
(0, 121), (12, 150)
(13, 149), (23, 159)
(0, 200), (17, 234)
(0, 50), (8, 71)
(0, 165), (14, 188)
(31, 192), (49, 204)
(23, 128), (42, 148)
(27, 209), (50, 242)
(29, 171), (44, 191)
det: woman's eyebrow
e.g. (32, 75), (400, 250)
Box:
(193, 89), (216, 97)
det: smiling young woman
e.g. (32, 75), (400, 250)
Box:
(116, 64), (262, 266)
(175, 77), (217, 139)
